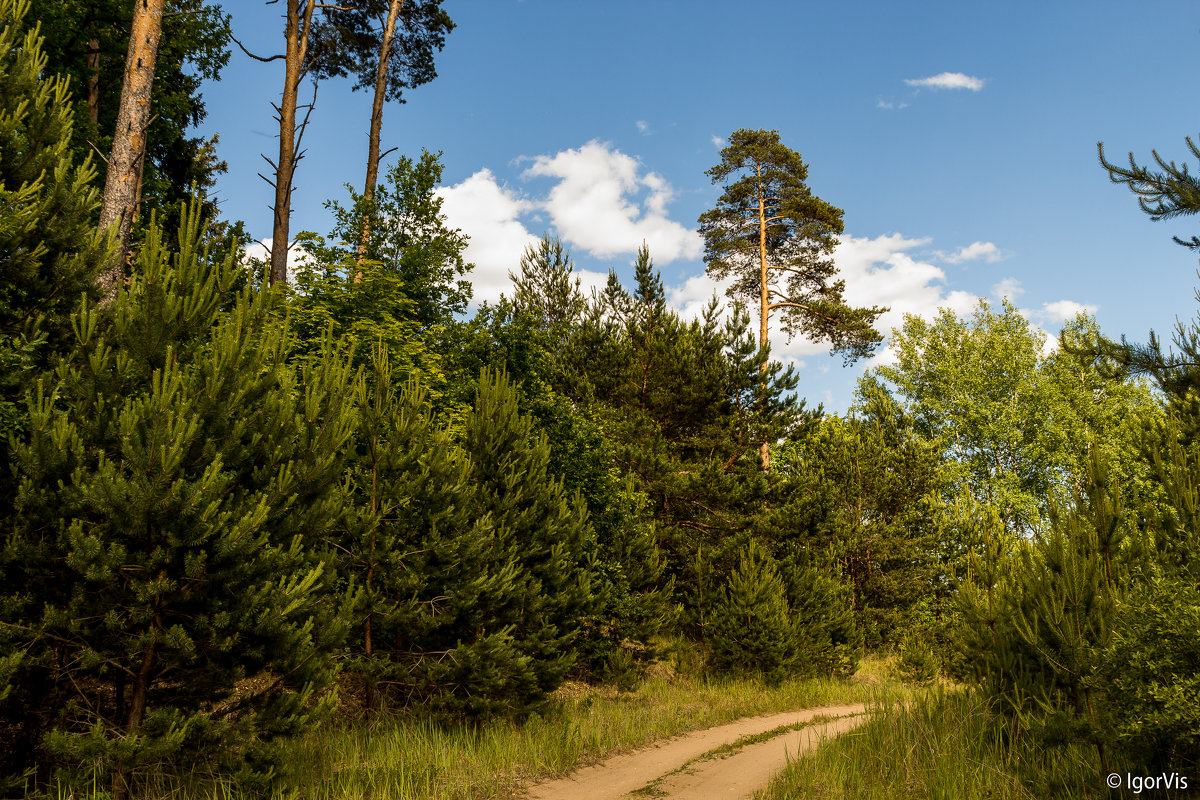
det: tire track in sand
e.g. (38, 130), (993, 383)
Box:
(524, 703), (866, 800)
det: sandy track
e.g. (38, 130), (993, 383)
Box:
(523, 703), (866, 800)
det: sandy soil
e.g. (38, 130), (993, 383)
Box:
(523, 703), (866, 800)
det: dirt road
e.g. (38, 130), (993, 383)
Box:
(524, 703), (866, 800)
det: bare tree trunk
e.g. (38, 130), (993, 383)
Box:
(97, 0), (166, 305)
(756, 161), (770, 472)
(112, 625), (158, 800)
(86, 35), (100, 125)
(269, 0), (316, 285)
(355, 0), (405, 277)
(364, 0), (404, 202)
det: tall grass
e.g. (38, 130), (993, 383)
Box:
(102, 659), (899, 800)
(274, 669), (893, 800)
(754, 688), (1108, 800)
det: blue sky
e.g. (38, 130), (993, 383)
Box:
(198, 0), (1200, 412)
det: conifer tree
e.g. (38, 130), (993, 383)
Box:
(336, 342), (488, 713)
(510, 234), (587, 333)
(708, 541), (795, 684)
(0, 205), (357, 796)
(0, 0), (108, 440)
(699, 128), (886, 468)
(441, 296), (673, 680)
(778, 550), (859, 678)
(456, 367), (592, 711)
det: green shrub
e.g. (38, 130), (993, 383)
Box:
(1102, 575), (1200, 774)
(707, 541), (795, 684)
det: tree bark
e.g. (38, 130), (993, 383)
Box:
(86, 35), (100, 126)
(113, 629), (158, 800)
(96, 0), (166, 305)
(270, 0), (316, 285)
(364, 0), (404, 202)
(356, 0), (405, 277)
(756, 160), (771, 472)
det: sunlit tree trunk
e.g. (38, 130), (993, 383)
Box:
(97, 0), (166, 304)
(269, 0), (316, 285)
(756, 160), (771, 471)
(355, 0), (405, 277)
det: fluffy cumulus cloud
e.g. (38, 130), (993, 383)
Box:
(1036, 299), (1098, 322)
(991, 277), (1025, 299)
(522, 140), (703, 263)
(831, 234), (979, 351)
(436, 168), (538, 305)
(904, 72), (986, 91)
(436, 144), (701, 306)
(940, 240), (1005, 264)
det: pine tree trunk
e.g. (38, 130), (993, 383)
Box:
(113, 632), (158, 800)
(356, 0), (405, 278)
(86, 35), (100, 125)
(270, 0), (313, 286)
(96, 0), (166, 305)
(756, 161), (771, 472)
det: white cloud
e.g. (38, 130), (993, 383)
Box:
(876, 98), (909, 110)
(1037, 299), (1098, 322)
(940, 240), (1005, 264)
(437, 168), (537, 305)
(833, 234), (979, 340)
(522, 140), (703, 263)
(668, 271), (730, 321)
(992, 277), (1024, 299)
(904, 72), (986, 91)
(670, 233), (981, 369)
(711, 134), (726, 147)
(636, 120), (650, 134)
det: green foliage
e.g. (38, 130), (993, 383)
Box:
(297, 150), (471, 333)
(509, 234), (587, 334)
(877, 300), (1160, 536)
(778, 552), (859, 678)
(334, 343), (475, 712)
(450, 367), (593, 714)
(955, 454), (1141, 775)
(558, 248), (811, 635)
(0, 205), (357, 795)
(0, 0), (108, 435)
(708, 542), (795, 684)
(442, 297), (674, 677)
(769, 379), (946, 655)
(1098, 135), (1200, 251)
(310, 0), (454, 104)
(1102, 576), (1200, 774)
(699, 128), (885, 362)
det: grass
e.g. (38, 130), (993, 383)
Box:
(274, 667), (893, 800)
(752, 687), (1111, 800)
(102, 656), (901, 800)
